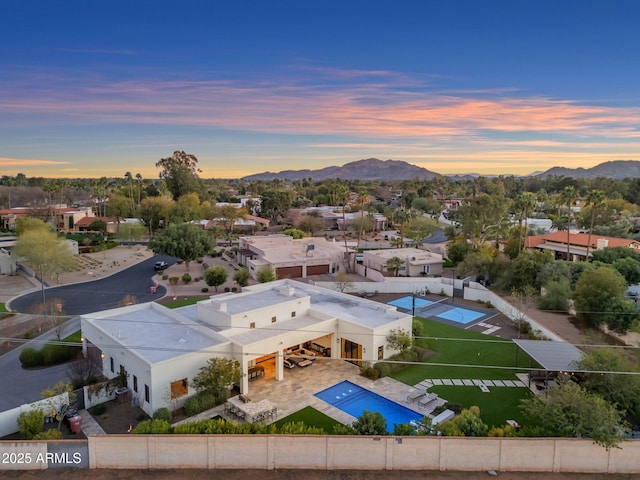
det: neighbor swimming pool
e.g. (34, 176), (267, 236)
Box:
(314, 380), (422, 432)
(436, 307), (485, 324)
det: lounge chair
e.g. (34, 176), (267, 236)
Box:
(407, 390), (426, 402)
(283, 359), (296, 369)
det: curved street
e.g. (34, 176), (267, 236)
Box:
(8, 255), (175, 315)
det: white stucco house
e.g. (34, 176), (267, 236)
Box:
(81, 279), (412, 416)
(363, 248), (444, 277)
(236, 234), (347, 280)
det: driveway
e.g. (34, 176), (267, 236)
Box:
(8, 255), (175, 315)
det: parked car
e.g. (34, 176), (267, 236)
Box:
(154, 261), (169, 271)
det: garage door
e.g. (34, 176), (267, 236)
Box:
(307, 264), (330, 276)
(276, 266), (303, 279)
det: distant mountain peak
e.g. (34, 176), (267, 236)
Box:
(242, 158), (440, 181)
(536, 160), (640, 179)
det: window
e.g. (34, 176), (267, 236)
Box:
(144, 385), (150, 403)
(291, 311), (296, 318)
(170, 378), (188, 399)
(378, 346), (384, 360)
(110, 357), (114, 373)
(271, 316), (277, 323)
(133, 375), (138, 393)
(250, 322), (256, 329)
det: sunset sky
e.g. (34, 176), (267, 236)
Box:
(2, 1), (640, 179)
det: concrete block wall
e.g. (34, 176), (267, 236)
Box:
(85, 435), (640, 473)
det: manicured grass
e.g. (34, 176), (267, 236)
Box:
(63, 329), (82, 344)
(0, 303), (7, 313)
(391, 317), (534, 385)
(163, 297), (208, 309)
(428, 385), (532, 428)
(274, 406), (341, 433)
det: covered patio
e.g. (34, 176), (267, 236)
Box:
(513, 338), (584, 392)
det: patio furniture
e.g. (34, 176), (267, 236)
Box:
(297, 359), (313, 368)
(418, 393), (438, 407)
(407, 390), (426, 402)
(248, 364), (265, 381)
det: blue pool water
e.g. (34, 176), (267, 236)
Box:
(314, 380), (422, 432)
(436, 307), (485, 324)
(388, 296), (432, 310)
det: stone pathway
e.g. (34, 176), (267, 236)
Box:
(414, 378), (526, 390)
(78, 409), (106, 435)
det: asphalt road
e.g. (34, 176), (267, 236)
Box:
(423, 227), (447, 244)
(8, 255), (175, 315)
(0, 317), (81, 411)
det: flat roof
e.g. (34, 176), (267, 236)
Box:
(513, 338), (583, 372)
(294, 283), (407, 329)
(208, 288), (308, 315)
(85, 305), (228, 364)
(227, 314), (332, 346)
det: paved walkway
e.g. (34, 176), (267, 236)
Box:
(414, 378), (526, 389)
(78, 408), (106, 435)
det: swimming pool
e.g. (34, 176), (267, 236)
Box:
(388, 296), (432, 310)
(314, 380), (422, 432)
(436, 307), (485, 324)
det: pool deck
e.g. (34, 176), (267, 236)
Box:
(186, 358), (443, 427)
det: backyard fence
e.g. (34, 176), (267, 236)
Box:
(0, 392), (69, 437)
(3, 435), (636, 472)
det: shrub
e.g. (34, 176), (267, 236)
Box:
(184, 391), (218, 417)
(182, 273), (192, 284)
(224, 287), (230, 292)
(131, 419), (172, 434)
(19, 347), (43, 368)
(90, 403), (107, 416)
(231, 287), (237, 292)
(17, 409), (44, 440)
(34, 428), (63, 440)
(201, 287), (209, 293)
(41, 344), (79, 365)
(162, 274), (169, 280)
(153, 407), (172, 422)
(169, 276), (179, 285)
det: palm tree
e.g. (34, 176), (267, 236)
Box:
(585, 189), (606, 260)
(135, 173), (143, 207)
(393, 206), (414, 248)
(352, 191), (370, 271)
(514, 192), (536, 253)
(124, 171), (135, 216)
(560, 186), (577, 260)
(385, 256), (404, 277)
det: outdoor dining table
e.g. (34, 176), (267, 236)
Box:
(227, 396), (277, 423)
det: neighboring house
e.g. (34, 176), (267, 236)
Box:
(0, 205), (94, 231)
(300, 207), (387, 231)
(73, 215), (118, 234)
(81, 279), (412, 416)
(363, 248), (444, 277)
(523, 231), (640, 261)
(237, 234), (346, 279)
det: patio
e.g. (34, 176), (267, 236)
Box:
(180, 356), (438, 428)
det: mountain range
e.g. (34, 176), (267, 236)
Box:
(242, 158), (640, 181)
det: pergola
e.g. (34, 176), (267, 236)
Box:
(513, 338), (583, 388)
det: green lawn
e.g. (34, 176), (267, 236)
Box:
(274, 406), (340, 433)
(391, 317), (534, 384)
(0, 303), (7, 313)
(428, 385), (531, 428)
(63, 329), (82, 343)
(163, 297), (209, 309)
(389, 317), (536, 428)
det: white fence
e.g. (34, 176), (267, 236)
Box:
(312, 277), (562, 341)
(0, 392), (69, 437)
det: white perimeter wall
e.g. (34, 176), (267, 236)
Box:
(314, 278), (562, 342)
(85, 435), (640, 473)
(0, 392), (68, 437)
